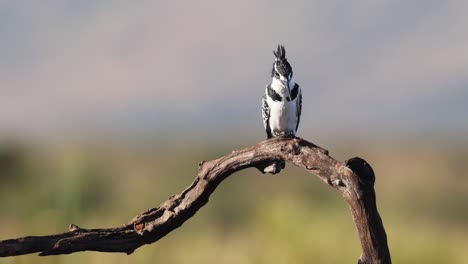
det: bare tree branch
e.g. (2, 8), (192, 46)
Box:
(0, 137), (391, 263)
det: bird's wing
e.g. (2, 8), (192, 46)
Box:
(262, 90), (272, 138)
(296, 87), (302, 132)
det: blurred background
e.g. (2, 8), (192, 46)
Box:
(1, 1), (467, 263)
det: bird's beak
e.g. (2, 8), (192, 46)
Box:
(280, 76), (291, 98)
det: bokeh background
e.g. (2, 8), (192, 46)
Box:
(1, 1), (467, 263)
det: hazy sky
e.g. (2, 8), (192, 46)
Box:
(1, 1), (467, 139)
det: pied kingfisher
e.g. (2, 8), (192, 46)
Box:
(262, 45), (302, 139)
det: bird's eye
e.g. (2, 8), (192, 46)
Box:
(274, 71), (280, 78)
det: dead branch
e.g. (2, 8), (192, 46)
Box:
(0, 137), (391, 263)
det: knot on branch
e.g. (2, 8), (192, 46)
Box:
(255, 159), (285, 174)
(134, 221), (145, 235)
(68, 224), (84, 232)
(345, 157), (375, 187)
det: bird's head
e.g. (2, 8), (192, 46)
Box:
(271, 45), (293, 97)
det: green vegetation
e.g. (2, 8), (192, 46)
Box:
(0, 139), (467, 263)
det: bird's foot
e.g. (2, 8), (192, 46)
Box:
(285, 132), (296, 139)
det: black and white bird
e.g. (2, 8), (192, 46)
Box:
(262, 45), (302, 139)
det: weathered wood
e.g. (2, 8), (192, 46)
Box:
(0, 137), (391, 263)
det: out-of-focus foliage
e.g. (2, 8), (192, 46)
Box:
(0, 138), (467, 264)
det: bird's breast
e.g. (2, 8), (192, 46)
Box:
(267, 97), (298, 136)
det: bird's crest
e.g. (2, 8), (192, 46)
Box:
(273, 45), (286, 61)
(271, 45), (292, 78)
